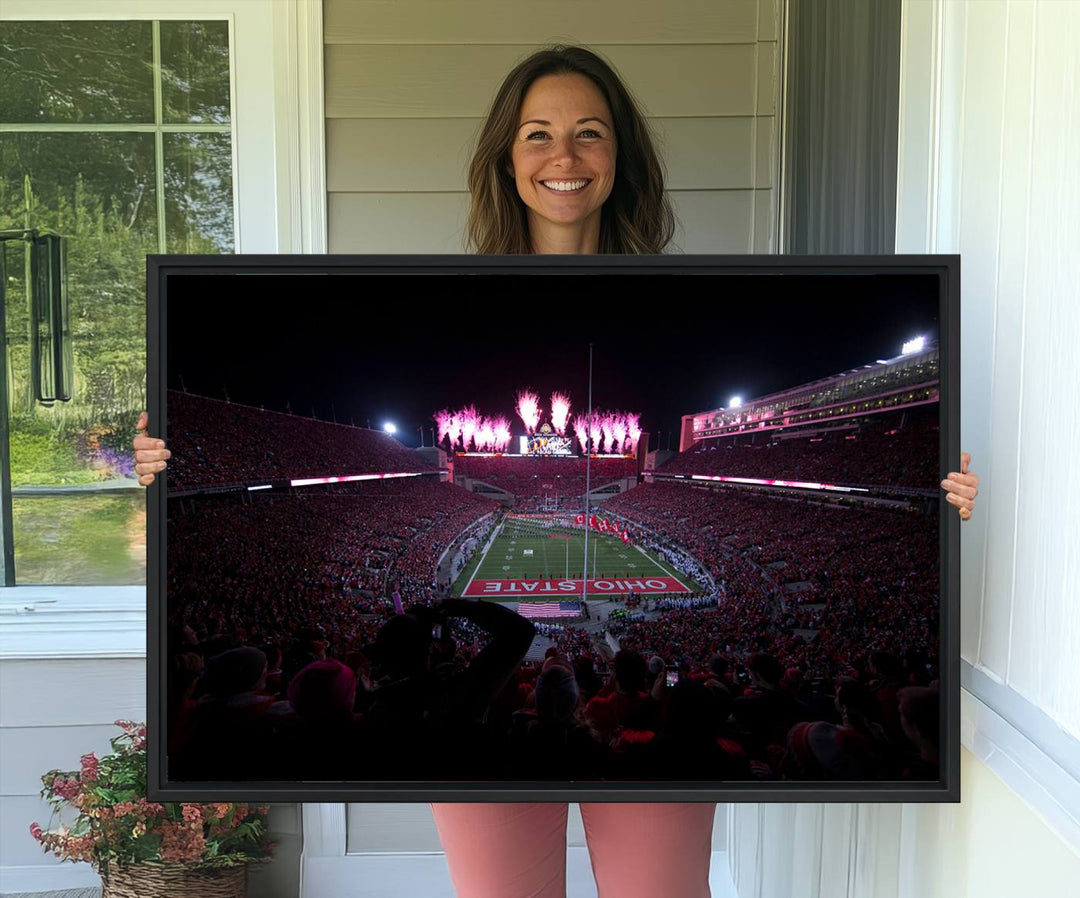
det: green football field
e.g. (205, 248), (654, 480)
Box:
(452, 515), (701, 599)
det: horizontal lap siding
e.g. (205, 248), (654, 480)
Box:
(329, 190), (759, 254)
(327, 117), (763, 192)
(324, 1), (761, 46)
(325, 0), (780, 256)
(326, 45), (761, 118)
(0, 659), (145, 728)
(0, 659), (146, 868)
(0, 724), (125, 796)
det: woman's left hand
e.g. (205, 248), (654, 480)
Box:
(941, 452), (979, 520)
(133, 411), (170, 486)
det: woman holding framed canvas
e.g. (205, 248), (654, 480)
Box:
(135, 45), (978, 898)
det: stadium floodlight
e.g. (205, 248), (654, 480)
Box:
(876, 359), (889, 364)
(383, 422), (397, 434)
(728, 395), (742, 408)
(902, 336), (926, 355)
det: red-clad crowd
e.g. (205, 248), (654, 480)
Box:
(168, 478), (498, 654)
(165, 402), (941, 785)
(603, 482), (938, 677)
(454, 455), (636, 503)
(165, 391), (435, 490)
(660, 406), (939, 489)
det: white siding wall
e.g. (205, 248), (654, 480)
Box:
(0, 658), (145, 882)
(930, 0), (1079, 738)
(728, 1), (1080, 895)
(324, 0), (782, 254)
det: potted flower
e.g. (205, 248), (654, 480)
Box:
(30, 720), (274, 897)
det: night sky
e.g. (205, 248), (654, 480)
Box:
(164, 268), (941, 451)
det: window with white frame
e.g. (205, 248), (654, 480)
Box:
(0, 19), (234, 585)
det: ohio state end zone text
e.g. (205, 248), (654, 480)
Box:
(462, 575), (690, 598)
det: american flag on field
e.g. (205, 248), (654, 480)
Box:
(516, 601), (581, 618)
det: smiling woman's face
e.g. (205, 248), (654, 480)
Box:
(509, 73), (616, 250)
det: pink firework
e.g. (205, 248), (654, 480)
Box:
(588, 415), (603, 455)
(516, 390), (542, 434)
(600, 414), (616, 454)
(493, 415), (512, 452)
(447, 413), (462, 449)
(473, 419), (490, 453)
(486, 419), (501, 453)
(613, 414), (628, 453)
(435, 410), (452, 445)
(550, 392), (571, 435)
(572, 414), (589, 454)
(460, 406), (480, 451)
(626, 413), (642, 453)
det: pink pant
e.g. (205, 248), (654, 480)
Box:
(430, 802), (716, 898)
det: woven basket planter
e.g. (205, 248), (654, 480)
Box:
(100, 863), (247, 898)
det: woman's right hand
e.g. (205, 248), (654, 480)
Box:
(133, 411), (170, 486)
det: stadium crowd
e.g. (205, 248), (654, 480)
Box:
(602, 482), (938, 676)
(166, 391), (434, 490)
(661, 407), (939, 489)
(454, 455), (636, 504)
(164, 399), (941, 784)
(168, 478), (498, 652)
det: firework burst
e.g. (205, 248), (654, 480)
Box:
(550, 392), (571, 435)
(435, 410), (452, 445)
(515, 390), (541, 434)
(572, 414), (590, 454)
(613, 415), (628, 453)
(477, 417), (496, 452)
(493, 416), (512, 452)
(447, 413), (462, 449)
(600, 414), (616, 454)
(460, 406), (480, 451)
(588, 415), (603, 455)
(626, 413), (642, 453)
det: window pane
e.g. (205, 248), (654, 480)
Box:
(12, 493), (146, 585)
(0, 22), (154, 124)
(160, 21), (232, 124)
(164, 133), (235, 252)
(1, 19), (234, 587)
(1, 132), (157, 430)
(2, 132), (155, 584)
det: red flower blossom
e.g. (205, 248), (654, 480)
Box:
(210, 802), (233, 819)
(52, 778), (80, 801)
(32, 721), (273, 870)
(80, 753), (99, 782)
(160, 821), (206, 863)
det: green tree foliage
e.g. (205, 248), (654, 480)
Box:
(0, 22), (155, 124)
(1, 152), (154, 481)
(1, 20), (232, 486)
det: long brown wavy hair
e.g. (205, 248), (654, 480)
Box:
(466, 46), (675, 254)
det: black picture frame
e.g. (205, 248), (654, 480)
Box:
(147, 254), (960, 803)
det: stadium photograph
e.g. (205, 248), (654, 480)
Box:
(159, 265), (946, 789)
